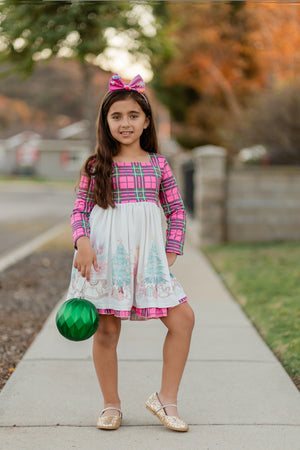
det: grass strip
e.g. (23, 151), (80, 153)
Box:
(203, 241), (300, 390)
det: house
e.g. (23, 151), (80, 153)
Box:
(0, 122), (90, 180)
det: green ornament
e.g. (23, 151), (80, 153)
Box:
(56, 298), (99, 341)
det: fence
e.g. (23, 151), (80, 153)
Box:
(165, 142), (300, 246)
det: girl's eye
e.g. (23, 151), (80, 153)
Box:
(112, 115), (120, 120)
(131, 114), (138, 119)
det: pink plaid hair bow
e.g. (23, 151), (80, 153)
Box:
(109, 73), (146, 94)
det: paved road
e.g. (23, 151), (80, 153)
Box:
(0, 180), (75, 256)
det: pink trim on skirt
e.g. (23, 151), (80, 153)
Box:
(97, 297), (188, 321)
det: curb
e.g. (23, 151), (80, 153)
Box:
(0, 221), (69, 273)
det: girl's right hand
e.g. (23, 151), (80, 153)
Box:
(74, 236), (98, 282)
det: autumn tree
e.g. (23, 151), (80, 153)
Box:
(227, 2), (300, 162)
(232, 81), (300, 164)
(249, 1), (300, 86)
(0, 1), (167, 149)
(152, 1), (300, 151)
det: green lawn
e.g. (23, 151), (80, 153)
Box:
(204, 241), (300, 390)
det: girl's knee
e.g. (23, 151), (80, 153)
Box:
(182, 304), (195, 332)
(163, 303), (195, 334)
(94, 317), (121, 348)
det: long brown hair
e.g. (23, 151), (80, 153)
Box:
(82, 89), (158, 209)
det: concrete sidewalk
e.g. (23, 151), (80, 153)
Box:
(1, 236), (300, 450)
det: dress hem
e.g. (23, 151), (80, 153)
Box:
(97, 297), (188, 321)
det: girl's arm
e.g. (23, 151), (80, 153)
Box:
(74, 236), (98, 281)
(166, 252), (177, 267)
(71, 172), (95, 248)
(71, 172), (98, 281)
(159, 157), (186, 258)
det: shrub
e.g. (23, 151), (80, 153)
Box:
(231, 80), (300, 165)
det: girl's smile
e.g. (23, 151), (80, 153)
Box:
(107, 98), (149, 149)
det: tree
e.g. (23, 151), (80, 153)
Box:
(232, 81), (300, 164)
(152, 2), (261, 147)
(112, 241), (131, 288)
(145, 243), (167, 285)
(248, 2), (300, 86)
(0, 58), (111, 137)
(152, 2), (300, 150)
(0, 1), (166, 149)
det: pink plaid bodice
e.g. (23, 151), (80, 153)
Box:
(71, 153), (186, 255)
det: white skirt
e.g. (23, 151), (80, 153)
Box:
(66, 202), (187, 319)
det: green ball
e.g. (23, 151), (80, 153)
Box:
(56, 298), (99, 341)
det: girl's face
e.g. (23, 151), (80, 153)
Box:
(107, 98), (150, 149)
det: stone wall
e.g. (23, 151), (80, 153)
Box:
(227, 167), (300, 242)
(165, 142), (300, 245)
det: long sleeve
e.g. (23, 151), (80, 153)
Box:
(159, 158), (186, 255)
(71, 172), (95, 247)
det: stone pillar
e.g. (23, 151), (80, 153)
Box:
(193, 145), (227, 246)
(161, 139), (189, 195)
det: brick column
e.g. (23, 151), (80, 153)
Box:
(193, 145), (227, 246)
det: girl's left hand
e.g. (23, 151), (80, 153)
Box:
(166, 252), (177, 267)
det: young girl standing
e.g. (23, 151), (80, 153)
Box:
(67, 74), (194, 432)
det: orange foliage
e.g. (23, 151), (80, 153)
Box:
(163, 2), (300, 110)
(247, 2), (300, 84)
(0, 93), (46, 129)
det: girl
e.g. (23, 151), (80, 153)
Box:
(66, 74), (195, 432)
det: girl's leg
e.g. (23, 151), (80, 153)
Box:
(93, 315), (121, 415)
(159, 302), (195, 416)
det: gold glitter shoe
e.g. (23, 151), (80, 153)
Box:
(96, 407), (122, 430)
(145, 392), (189, 432)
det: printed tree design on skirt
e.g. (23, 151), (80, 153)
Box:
(145, 242), (167, 285)
(112, 241), (131, 291)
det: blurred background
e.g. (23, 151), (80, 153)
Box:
(1, 0), (300, 395)
(0, 1), (299, 179)
(1, 0), (300, 244)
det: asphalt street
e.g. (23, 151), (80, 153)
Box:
(0, 180), (75, 257)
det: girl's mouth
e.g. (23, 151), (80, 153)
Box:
(120, 131), (133, 136)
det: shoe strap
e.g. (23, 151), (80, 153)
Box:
(156, 403), (177, 413)
(101, 407), (122, 415)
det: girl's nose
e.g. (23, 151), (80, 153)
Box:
(121, 117), (130, 127)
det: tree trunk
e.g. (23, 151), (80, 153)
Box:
(206, 62), (242, 118)
(81, 62), (97, 153)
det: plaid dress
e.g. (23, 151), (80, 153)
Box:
(66, 152), (188, 320)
